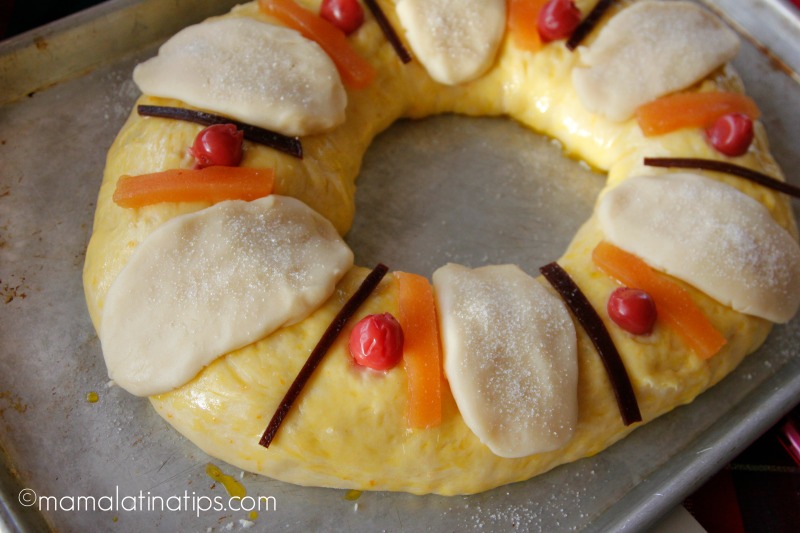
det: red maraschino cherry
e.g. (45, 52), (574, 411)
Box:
(349, 313), (404, 371)
(608, 287), (657, 336)
(538, 0), (582, 43)
(706, 112), (754, 157)
(320, 0), (365, 35)
(189, 124), (244, 169)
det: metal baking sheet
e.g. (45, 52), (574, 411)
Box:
(1, 1), (798, 531)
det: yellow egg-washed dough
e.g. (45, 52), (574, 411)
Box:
(83, 0), (797, 495)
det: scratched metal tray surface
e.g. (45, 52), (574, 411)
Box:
(0, 0), (798, 531)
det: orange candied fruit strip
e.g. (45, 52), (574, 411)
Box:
(395, 271), (443, 429)
(112, 166), (275, 208)
(507, 0), (548, 52)
(635, 91), (760, 137)
(258, 0), (376, 90)
(591, 241), (727, 360)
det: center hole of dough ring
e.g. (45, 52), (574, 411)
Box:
(347, 115), (603, 277)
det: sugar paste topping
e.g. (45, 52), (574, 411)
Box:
(100, 195), (354, 396)
(133, 17), (346, 136)
(598, 173), (800, 323)
(433, 264), (578, 458)
(396, 0), (506, 85)
(573, 0), (740, 121)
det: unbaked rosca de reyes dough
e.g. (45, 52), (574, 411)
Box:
(83, 0), (800, 495)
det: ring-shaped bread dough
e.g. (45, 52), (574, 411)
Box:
(83, 0), (798, 495)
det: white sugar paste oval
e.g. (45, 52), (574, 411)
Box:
(133, 17), (346, 136)
(573, 1), (739, 121)
(396, 0), (506, 85)
(598, 173), (800, 323)
(101, 196), (354, 396)
(433, 263), (578, 458)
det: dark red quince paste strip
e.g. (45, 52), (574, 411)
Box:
(363, 0), (412, 64)
(259, 263), (390, 448)
(644, 157), (800, 200)
(540, 261), (642, 426)
(566, 0), (616, 51)
(137, 105), (303, 159)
